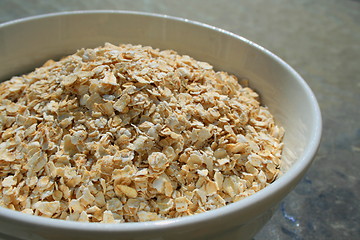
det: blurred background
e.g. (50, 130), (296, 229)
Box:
(0, 0), (359, 239)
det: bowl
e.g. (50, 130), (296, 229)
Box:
(0, 11), (322, 240)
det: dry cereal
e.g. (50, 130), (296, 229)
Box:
(0, 43), (284, 222)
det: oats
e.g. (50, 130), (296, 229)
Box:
(137, 211), (160, 221)
(124, 198), (140, 215)
(152, 173), (173, 197)
(101, 210), (116, 223)
(248, 153), (263, 167)
(33, 201), (60, 217)
(187, 152), (203, 170)
(197, 169), (208, 177)
(217, 158), (230, 166)
(21, 209), (34, 215)
(69, 199), (84, 213)
(107, 198), (123, 212)
(80, 188), (96, 206)
(94, 102), (115, 116)
(52, 190), (63, 201)
(113, 94), (130, 113)
(205, 181), (218, 195)
(213, 148), (227, 159)
(101, 71), (118, 86)
(174, 197), (189, 213)
(257, 170), (267, 184)
(225, 142), (247, 154)
(222, 176), (245, 198)
(214, 171), (224, 190)
(1, 175), (17, 187)
(0, 43), (283, 222)
(115, 185), (138, 198)
(24, 150), (47, 175)
(148, 152), (169, 173)
(94, 191), (106, 207)
(245, 160), (259, 175)
(157, 197), (174, 214)
(63, 134), (77, 156)
(61, 75), (77, 87)
(78, 211), (89, 222)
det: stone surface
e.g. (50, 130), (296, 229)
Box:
(0, 0), (359, 239)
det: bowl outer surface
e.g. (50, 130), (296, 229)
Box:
(0, 11), (322, 240)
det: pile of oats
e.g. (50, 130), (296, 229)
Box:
(0, 43), (284, 222)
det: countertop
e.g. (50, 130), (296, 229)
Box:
(0, 0), (359, 239)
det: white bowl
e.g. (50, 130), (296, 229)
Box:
(0, 11), (322, 240)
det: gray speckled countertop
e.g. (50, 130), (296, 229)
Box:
(0, 0), (359, 239)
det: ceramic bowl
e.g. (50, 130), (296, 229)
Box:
(0, 11), (322, 240)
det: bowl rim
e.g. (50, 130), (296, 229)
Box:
(0, 10), (322, 233)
